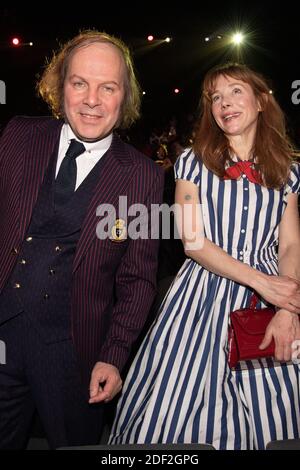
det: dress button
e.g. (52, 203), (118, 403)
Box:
(243, 206), (248, 210)
(241, 229), (245, 233)
(244, 187), (248, 191)
(239, 250), (243, 255)
(242, 174), (247, 178)
(49, 268), (55, 275)
(26, 236), (33, 242)
(239, 256), (243, 260)
(44, 293), (50, 300)
(55, 246), (61, 252)
(11, 247), (19, 255)
(19, 259), (26, 265)
(13, 282), (21, 289)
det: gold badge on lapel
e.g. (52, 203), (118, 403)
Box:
(110, 218), (127, 242)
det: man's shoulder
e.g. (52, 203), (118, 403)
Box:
(119, 138), (164, 178)
(5, 115), (62, 132)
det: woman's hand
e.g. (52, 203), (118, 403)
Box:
(251, 273), (300, 314)
(259, 309), (300, 361)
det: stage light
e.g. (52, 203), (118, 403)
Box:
(165, 37), (171, 43)
(232, 32), (244, 45)
(10, 38), (34, 48)
(205, 37), (210, 42)
(12, 37), (20, 46)
(174, 88), (180, 94)
(147, 35), (154, 42)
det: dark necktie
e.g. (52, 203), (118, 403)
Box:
(223, 161), (262, 184)
(55, 139), (86, 207)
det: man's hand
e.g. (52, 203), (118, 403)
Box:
(89, 361), (122, 404)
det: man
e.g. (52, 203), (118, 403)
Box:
(0, 30), (164, 448)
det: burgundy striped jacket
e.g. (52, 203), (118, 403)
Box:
(0, 116), (164, 375)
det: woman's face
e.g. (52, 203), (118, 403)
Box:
(210, 74), (261, 142)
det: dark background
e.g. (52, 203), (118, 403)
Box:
(0, 1), (300, 143)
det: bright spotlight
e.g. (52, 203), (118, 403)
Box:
(232, 32), (244, 45)
(205, 37), (210, 42)
(165, 37), (171, 43)
(147, 35), (154, 42)
(12, 37), (20, 46)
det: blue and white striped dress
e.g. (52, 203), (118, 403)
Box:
(109, 150), (300, 450)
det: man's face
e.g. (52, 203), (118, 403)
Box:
(63, 42), (125, 142)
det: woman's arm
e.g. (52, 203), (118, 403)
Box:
(175, 179), (300, 311)
(260, 193), (300, 360)
(278, 193), (300, 281)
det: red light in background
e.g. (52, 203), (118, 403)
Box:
(174, 88), (180, 94)
(147, 35), (154, 42)
(12, 37), (20, 46)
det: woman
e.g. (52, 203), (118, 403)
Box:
(109, 63), (300, 449)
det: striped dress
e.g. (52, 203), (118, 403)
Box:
(109, 150), (300, 450)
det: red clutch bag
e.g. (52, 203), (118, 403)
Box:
(228, 293), (275, 369)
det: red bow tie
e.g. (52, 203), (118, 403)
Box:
(223, 161), (262, 184)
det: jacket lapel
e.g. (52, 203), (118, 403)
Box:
(73, 134), (139, 273)
(19, 119), (63, 240)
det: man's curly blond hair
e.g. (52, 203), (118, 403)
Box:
(37, 30), (141, 129)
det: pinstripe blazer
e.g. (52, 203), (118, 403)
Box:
(0, 116), (164, 376)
